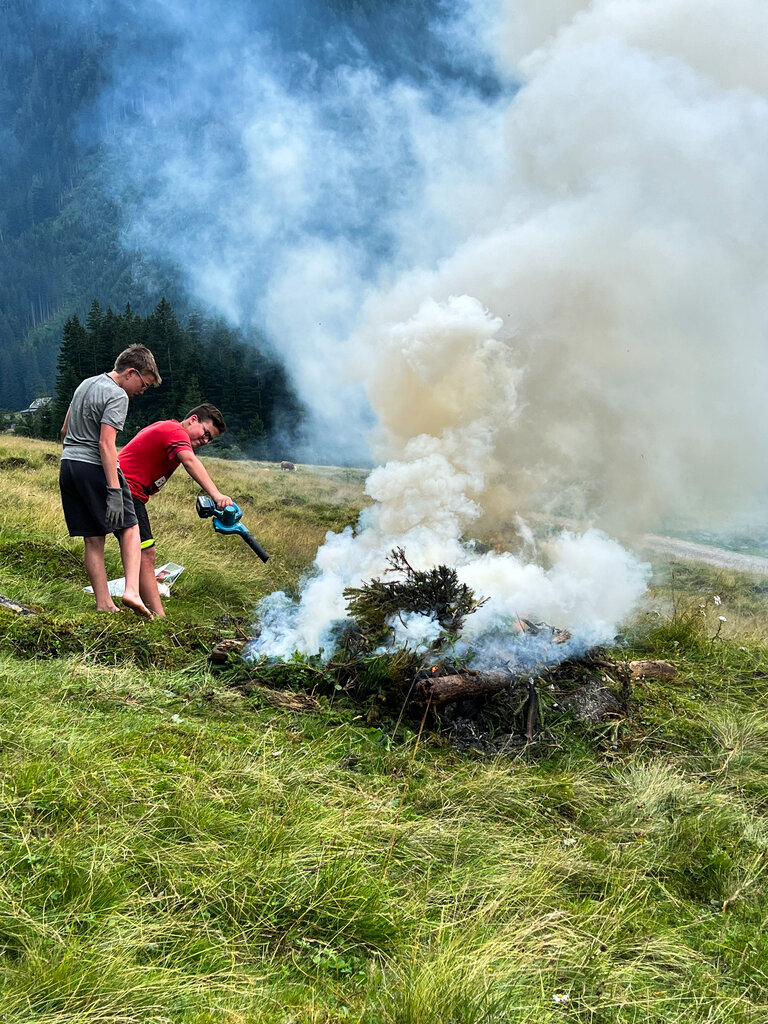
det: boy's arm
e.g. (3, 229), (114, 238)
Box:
(98, 423), (121, 489)
(177, 449), (233, 508)
(60, 406), (71, 443)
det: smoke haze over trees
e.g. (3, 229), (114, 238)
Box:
(0, 0), (185, 411)
(0, 0), (496, 461)
(1, 0), (767, 529)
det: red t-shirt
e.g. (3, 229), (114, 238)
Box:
(118, 420), (193, 504)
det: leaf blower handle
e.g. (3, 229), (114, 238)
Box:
(241, 530), (270, 563)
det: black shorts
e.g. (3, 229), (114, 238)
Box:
(59, 460), (138, 537)
(132, 497), (155, 550)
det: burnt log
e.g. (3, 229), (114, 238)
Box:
(418, 670), (521, 705)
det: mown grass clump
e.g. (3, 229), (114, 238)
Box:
(0, 451), (59, 471)
(0, 533), (83, 582)
(0, 609), (221, 668)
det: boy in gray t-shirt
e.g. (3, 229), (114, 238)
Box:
(59, 344), (162, 616)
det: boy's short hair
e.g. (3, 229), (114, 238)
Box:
(114, 345), (162, 385)
(185, 403), (227, 434)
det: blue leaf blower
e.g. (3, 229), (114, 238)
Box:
(196, 496), (269, 562)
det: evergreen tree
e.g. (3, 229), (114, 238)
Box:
(98, 306), (121, 371)
(84, 299), (103, 376)
(35, 297), (304, 459)
(50, 313), (87, 436)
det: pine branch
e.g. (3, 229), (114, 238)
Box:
(343, 547), (487, 647)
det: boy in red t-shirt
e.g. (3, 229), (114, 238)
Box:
(118, 403), (234, 616)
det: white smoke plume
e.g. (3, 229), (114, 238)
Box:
(249, 294), (649, 663)
(358, 1), (768, 532)
(247, 0), (768, 659)
(50, 0), (768, 659)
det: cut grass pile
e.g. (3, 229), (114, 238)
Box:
(0, 436), (767, 1022)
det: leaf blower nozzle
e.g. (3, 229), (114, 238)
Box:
(195, 496), (269, 562)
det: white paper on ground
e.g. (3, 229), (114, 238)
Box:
(83, 562), (184, 597)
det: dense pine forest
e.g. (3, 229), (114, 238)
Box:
(12, 299), (302, 459)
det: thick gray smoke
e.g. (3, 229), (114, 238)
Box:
(49, 0), (768, 659)
(357, 0), (768, 533)
(68, 0), (768, 528)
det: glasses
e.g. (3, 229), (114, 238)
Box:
(133, 369), (152, 392)
(201, 426), (213, 444)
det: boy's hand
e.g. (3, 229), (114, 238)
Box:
(105, 487), (124, 527)
(214, 492), (234, 509)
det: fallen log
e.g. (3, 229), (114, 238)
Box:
(421, 662), (631, 721)
(629, 659), (677, 680)
(418, 670), (521, 705)
(0, 594), (37, 616)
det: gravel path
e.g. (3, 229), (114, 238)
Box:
(642, 535), (768, 576)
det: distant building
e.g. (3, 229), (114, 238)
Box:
(18, 396), (52, 416)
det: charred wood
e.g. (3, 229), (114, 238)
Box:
(523, 677), (538, 741)
(417, 670), (522, 705)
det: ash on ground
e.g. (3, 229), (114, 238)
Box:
(433, 651), (629, 755)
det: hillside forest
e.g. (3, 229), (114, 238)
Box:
(10, 299), (302, 460)
(0, 0), (306, 450)
(0, 0), (461, 427)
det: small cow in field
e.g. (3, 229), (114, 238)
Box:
(280, 460), (296, 472)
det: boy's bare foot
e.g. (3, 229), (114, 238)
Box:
(96, 603), (122, 613)
(122, 593), (154, 618)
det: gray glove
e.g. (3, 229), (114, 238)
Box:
(105, 487), (124, 528)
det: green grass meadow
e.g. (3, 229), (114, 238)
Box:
(1, 435), (768, 1023)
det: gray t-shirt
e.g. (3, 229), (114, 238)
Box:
(61, 373), (129, 465)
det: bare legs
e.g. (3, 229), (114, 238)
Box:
(83, 527), (152, 617)
(138, 544), (166, 617)
(117, 526), (152, 617)
(83, 535), (117, 611)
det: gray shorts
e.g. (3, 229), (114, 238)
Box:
(59, 460), (138, 537)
